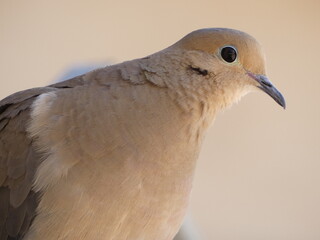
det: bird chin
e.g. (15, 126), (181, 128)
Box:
(223, 85), (255, 109)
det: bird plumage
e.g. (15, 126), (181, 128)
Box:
(0, 28), (285, 240)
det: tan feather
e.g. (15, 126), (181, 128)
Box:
(0, 28), (285, 240)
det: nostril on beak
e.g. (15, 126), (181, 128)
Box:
(261, 79), (272, 87)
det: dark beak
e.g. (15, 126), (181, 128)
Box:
(247, 72), (286, 109)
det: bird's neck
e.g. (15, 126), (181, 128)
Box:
(117, 53), (220, 171)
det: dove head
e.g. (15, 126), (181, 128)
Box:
(167, 28), (285, 110)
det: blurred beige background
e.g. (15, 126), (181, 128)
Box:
(1, 0), (319, 239)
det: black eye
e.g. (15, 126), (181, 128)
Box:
(220, 46), (237, 63)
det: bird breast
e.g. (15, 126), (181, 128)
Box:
(25, 82), (206, 239)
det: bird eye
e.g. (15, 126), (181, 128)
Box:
(220, 46), (237, 63)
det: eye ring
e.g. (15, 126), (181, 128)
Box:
(220, 46), (238, 63)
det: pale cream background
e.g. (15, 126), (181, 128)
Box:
(1, 0), (319, 239)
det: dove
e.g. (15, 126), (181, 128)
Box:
(0, 28), (285, 240)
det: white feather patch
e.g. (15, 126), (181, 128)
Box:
(28, 92), (76, 191)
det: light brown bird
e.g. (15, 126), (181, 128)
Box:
(0, 28), (285, 240)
